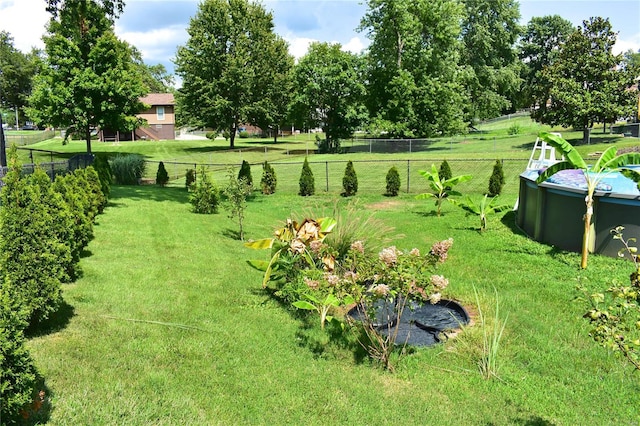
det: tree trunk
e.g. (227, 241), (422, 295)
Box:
(581, 195), (594, 269)
(85, 125), (92, 153)
(583, 127), (590, 145)
(229, 123), (236, 149)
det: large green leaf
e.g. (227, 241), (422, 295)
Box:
(317, 217), (337, 234)
(536, 161), (578, 184)
(619, 168), (640, 190)
(244, 238), (274, 250)
(593, 146), (619, 172)
(292, 300), (316, 310)
(443, 174), (472, 186)
(246, 259), (269, 271)
(415, 192), (436, 200)
(539, 132), (587, 169)
(605, 153), (640, 169)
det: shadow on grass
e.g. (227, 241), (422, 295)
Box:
(108, 185), (190, 204)
(19, 374), (53, 425)
(504, 416), (555, 426)
(25, 300), (75, 339)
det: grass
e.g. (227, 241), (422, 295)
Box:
(25, 183), (640, 424)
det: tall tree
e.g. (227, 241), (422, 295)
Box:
(533, 17), (638, 143)
(290, 42), (367, 152)
(131, 47), (175, 93)
(460, 0), (522, 120)
(0, 32), (40, 125)
(28, 0), (146, 153)
(518, 15), (574, 110)
(360, 0), (468, 138)
(175, 0), (293, 148)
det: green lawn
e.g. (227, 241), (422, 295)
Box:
(26, 183), (639, 424)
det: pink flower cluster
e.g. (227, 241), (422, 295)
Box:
(430, 238), (454, 263)
(379, 246), (401, 267)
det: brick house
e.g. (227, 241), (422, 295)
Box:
(99, 93), (176, 141)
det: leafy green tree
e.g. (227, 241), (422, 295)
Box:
(131, 47), (175, 93)
(360, 0), (468, 137)
(533, 18), (638, 144)
(224, 167), (253, 241)
(460, 0), (522, 120)
(175, 0), (293, 149)
(536, 132), (640, 269)
(260, 161), (277, 195)
(0, 31), (40, 125)
(290, 42), (366, 152)
(299, 157), (315, 196)
(385, 166), (401, 196)
(487, 160), (505, 197)
(156, 161), (169, 187)
(416, 164), (472, 217)
(28, 0), (146, 153)
(341, 160), (358, 197)
(518, 15), (574, 110)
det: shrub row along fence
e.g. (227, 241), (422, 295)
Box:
(149, 158), (529, 198)
(0, 153), (94, 187)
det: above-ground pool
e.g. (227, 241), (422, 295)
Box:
(516, 165), (640, 257)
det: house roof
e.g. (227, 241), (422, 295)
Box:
(140, 93), (175, 106)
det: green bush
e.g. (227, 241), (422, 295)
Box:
(0, 153), (69, 325)
(75, 167), (106, 218)
(341, 160), (358, 197)
(508, 123), (521, 135)
(189, 167), (220, 214)
(156, 161), (169, 187)
(260, 161), (277, 195)
(205, 131), (217, 140)
(185, 168), (196, 189)
(92, 154), (112, 200)
(438, 160), (452, 181)
(488, 160), (505, 197)
(0, 280), (37, 424)
(239, 130), (250, 138)
(385, 166), (401, 196)
(238, 160), (253, 187)
(299, 157), (315, 196)
(110, 154), (146, 185)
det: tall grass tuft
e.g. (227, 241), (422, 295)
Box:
(475, 286), (508, 380)
(110, 154), (146, 185)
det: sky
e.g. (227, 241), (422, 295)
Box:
(1, 0), (639, 79)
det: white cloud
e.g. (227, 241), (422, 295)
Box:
(0, 0), (48, 52)
(614, 33), (640, 55)
(115, 24), (187, 62)
(341, 37), (367, 55)
(286, 37), (318, 60)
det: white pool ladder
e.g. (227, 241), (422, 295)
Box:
(527, 133), (564, 170)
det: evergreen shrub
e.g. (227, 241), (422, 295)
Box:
(238, 160), (253, 187)
(189, 167), (219, 214)
(156, 161), (169, 187)
(260, 161), (277, 195)
(299, 158), (315, 196)
(438, 160), (452, 181)
(91, 154), (112, 200)
(386, 166), (401, 196)
(185, 168), (196, 189)
(342, 160), (358, 197)
(488, 159), (505, 197)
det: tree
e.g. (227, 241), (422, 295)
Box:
(28, 0), (146, 153)
(360, 0), (468, 137)
(487, 159), (505, 197)
(536, 132), (640, 269)
(342, 160), (358, 197)
(224, 167), (252, 241)
(290, 42), (366, 152)
(156, 161), (169, 187)
(533, 18), (638, 144)
(460, 0), (522, 120)
(518, 15), (574, 110)
(175, 0), (293, 149)
(299, 157), (315, 196)
(0, 32), (40, 125)
(385, 166), (400, 196)
(237, 160), (253, 188)
(260, 161), (277, 195)
(131, 47), (175, 93)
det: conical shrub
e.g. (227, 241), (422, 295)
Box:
(299, 158), (315, 196)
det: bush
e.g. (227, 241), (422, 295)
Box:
(205, 131), (217, 140)
(110, 154), (146, 185)
(0, 280), (37, 424)
(0, 153), (69, 325)
(385, 166), (401, 196)
(487, 159), (505, 197)
(156, 161), (169, 187)
(438, 160), (452, 181)
(260, 161), (277, 195)
(75, 167), (106, 218)
(185, 168), (196, 189)
(238, 160), (253, 187)
(189, 167), (219, 214)
(341, 160), (358, 197)
(299, 157), (315, 196)
(508, 123), (521, 135)
(91, 154), (112, 200)
(239, 130), (250, 138)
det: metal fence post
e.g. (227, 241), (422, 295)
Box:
(407, 160), (410, 193)
(325, 161), (329, 192)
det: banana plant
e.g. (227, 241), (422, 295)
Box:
(245, 217), (337, 287)
(450, 195), (511, 232)
(535, 131), (640, 269)
(415, 164), (473, 216)
(293, 292), (355, 329)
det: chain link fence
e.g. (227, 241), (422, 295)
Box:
(150, 158), (529, 197)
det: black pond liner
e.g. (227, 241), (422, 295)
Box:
(348, 298), (470, 347)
